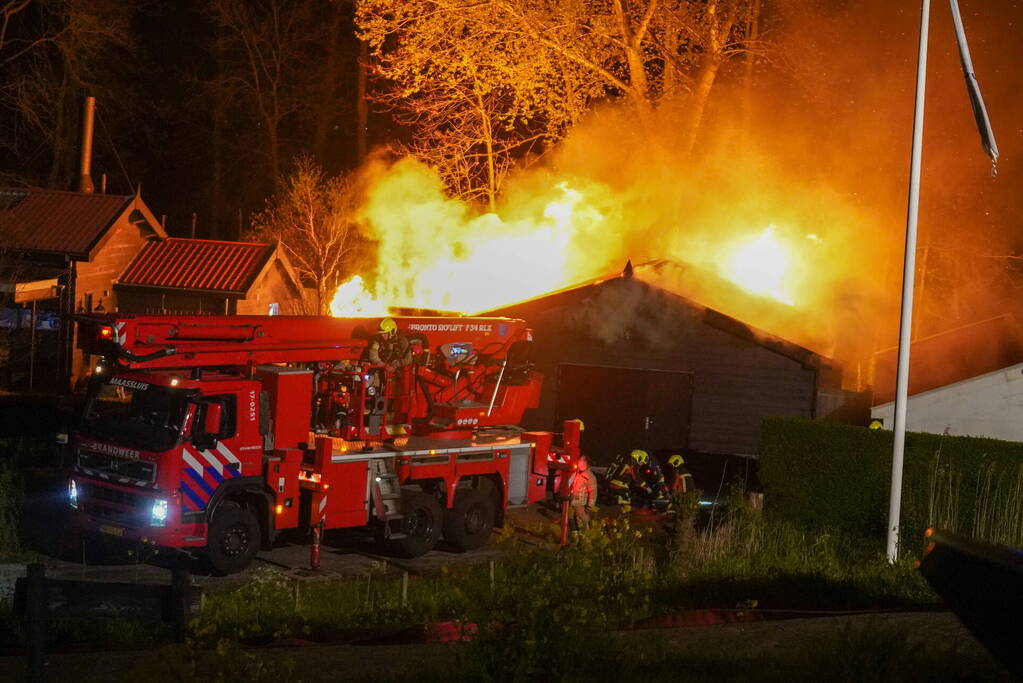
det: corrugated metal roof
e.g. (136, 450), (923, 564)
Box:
(118, 238), (276, 294)
(0, 187), (136, 259)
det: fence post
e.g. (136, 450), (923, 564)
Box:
(25, 563), (47, 683)
(169, 558), (191, 642)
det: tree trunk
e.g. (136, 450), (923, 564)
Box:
(662, 27), (681, 97)
(356, 39), (368, 164)
(268, 121), (281, 188)
(625, 42), (650, 107)
(475, 89), (498, 213)
(210, 39), (227, 239)
(48, 72), (70, 189)
(317, 281), (328, 315)
(683, 53), (722, 156)
(741, 0), (761, 140)
(313, 6), (345, 165)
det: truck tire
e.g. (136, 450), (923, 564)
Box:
(443, 489), (495, 552)
(206, 501), (260, 575)
(395, 491), (442, 558)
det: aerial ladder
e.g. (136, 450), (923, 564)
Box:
(66, 314), (575, 574)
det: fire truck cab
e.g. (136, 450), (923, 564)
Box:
(69, 314), (577, 574)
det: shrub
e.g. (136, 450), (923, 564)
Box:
(457, 517), (653, 682)
(0, 459), (21, 554)
(760, 418), (1023, 548)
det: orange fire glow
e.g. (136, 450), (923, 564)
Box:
(330, 159), (628, 316)
(330, 159), (819, 317)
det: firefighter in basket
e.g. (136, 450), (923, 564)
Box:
(368, 318), (412, 369)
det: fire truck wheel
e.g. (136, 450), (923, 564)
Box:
(205, 501), (260, 575)
(395, 491), (443, 558)
(443, 489), (495, 552)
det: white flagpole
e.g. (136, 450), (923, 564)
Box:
(887, 0), (931, 563)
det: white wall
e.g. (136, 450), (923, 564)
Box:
(872, 362), (1023, 442)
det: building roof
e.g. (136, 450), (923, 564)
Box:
(485, 260), (838, 374)
(872, 314), (1023, 404)
(117, 238), (283, 295)
(0, 187), (165, 260)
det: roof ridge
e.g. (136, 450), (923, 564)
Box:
(163, 236), (272, 248)
(0, 186), (132, 200)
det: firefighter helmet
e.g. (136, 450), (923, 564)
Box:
(868, 419), (883, 430)
(630, 449), (648, 464)
(379, 318), (398, 337)
(668, 454), (684, 468)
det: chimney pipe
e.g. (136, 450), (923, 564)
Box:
(78, 96), (96, 193)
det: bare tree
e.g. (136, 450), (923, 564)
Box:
(0, 0), (137, 188)
(204, 0), (323, 186)
(246, 157), (363, 314)
(357, 0), (766, 201)
(358, 0), (595, 208)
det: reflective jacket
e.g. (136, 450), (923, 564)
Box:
(571, 469), (598, 508)
(667, 467), (694, 494)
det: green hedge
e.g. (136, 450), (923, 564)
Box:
(760, 418), (1023, 549)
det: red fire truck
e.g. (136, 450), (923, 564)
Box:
(68, 314), (578, 574)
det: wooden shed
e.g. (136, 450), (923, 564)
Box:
(115, 238), (307, 316)
(486, 264), (841, 462)
(0, 187), (166, 389)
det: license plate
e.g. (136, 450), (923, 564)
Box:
(99, 524), (125, 537)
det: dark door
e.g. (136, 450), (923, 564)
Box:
(644, 369), (693, 454)
(555, 364), (693, 465)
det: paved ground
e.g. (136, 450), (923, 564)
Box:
(15, 532), (507, 589)
(5, 503), (559, 594)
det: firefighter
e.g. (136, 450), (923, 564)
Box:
(569, 455), (598, 530)
(665, 454), (694, 494)
(635, 450), (670, 510)
(368, 318), (412, 368)
(606, 449), (646, 511)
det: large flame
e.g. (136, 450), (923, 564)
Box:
(328, 144), (858, 372)
(331, 159), (626, 316)
(719, 226), (796, 306)
(330, 159), (815, 318)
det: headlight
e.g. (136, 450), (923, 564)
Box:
(150, 498), (169, 527)
(68, 479), (78, 509)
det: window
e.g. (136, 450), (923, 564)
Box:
(194, 394), (237, 441)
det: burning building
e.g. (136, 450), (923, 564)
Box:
(485, 261), (844, 462)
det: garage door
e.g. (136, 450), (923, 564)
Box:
(555, 363), (693, 465)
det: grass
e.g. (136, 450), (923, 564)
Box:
(928, 451), (1023, 547)
(660, 491), (935, 610)
(185, 499), (937, 658)
(2, 497), (1009, 681)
